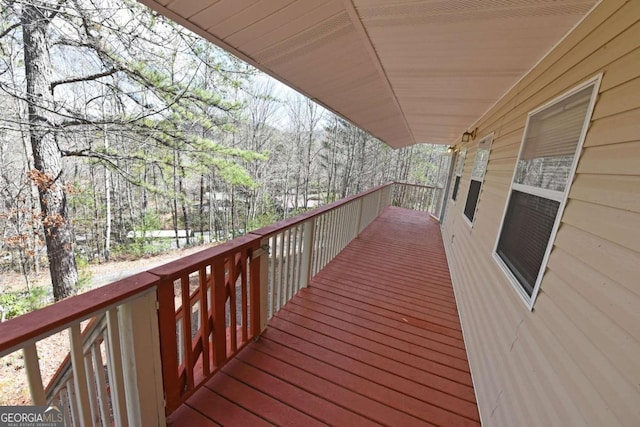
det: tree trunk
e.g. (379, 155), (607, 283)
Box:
(22, 2), (77, 301)
(172, 148), (180, 248)
(103, 128), (112, 261)
(90, 166), (102, 257)
(199, 174), (205, 244)
(178, 162), (190, 246)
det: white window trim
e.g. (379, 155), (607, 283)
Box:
(492, 74), (602, 310)
(511, 183), (564, 203)
(463, 133), (494, 228)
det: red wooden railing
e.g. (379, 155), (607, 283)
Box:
(150, 235), (262, 413)
(0, 182), (437, 426)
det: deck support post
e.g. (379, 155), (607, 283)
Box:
(299, 219), (315, 289)
(118, 289), (166, 427)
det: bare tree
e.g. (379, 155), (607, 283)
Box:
(22, 1), (77, 300)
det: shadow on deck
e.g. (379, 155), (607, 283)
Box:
(168, 207), (480, 426)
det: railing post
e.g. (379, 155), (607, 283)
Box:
(118, 289), (166, 427)
(299, 218), (316, 289)
(156, 279), (179, 416)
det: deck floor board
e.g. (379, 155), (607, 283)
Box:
(168, 207), (480, 426)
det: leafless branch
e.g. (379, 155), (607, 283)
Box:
(50, 67), (121, 93)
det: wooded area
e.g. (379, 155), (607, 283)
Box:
(0, 0), (444, 304)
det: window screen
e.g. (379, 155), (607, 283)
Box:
(494, 81), (598, 306)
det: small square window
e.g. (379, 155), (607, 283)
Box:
(463, 134), (493, 224)
(451, 149), (466, 201)
(452, 176), (461, 201)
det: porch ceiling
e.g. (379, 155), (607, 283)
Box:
(138, 0), (597, 148)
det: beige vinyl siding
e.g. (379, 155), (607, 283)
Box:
(442, 1), (640, 425)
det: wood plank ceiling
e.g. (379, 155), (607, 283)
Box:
(138, 0), (598, 148)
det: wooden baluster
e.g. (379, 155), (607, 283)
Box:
(313, 216), (322, 274)
(69, 324), (92, 426)
(300, 219), (315, 288)
(67, 383), (80, 427)
(240, 249), (248, 343)
(92, 341), (111, 427)
(315, 215), (322, 271)
(294, 224), (303, 293)
(228, 254), (238, 353)
(84, 344), (100, 425)
(325, 210), (332, 266)
(277, 231), (285, 311)
(282, 229), (290, 307)
(199, 266), (210, 378)
(269, 235), (276, 319)
(357, 198), (363, 229)
(258, 239), (269, 332)
(322, 212), (330, 268)
(338, 206), (346, 250)
(212, 258), (227, 366)
(23, 343), (45, 405)
(334, 208), (341, 257)
(60, 386), (72, 426)
(289, 227), (298, 301)
(180, 276), (194, 391)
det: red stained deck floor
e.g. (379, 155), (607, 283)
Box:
(168, 207), (480, 426)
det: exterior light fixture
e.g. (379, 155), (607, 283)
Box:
(462, 128), (477, 142)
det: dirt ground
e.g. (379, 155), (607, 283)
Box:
(0, 243), (211, 405)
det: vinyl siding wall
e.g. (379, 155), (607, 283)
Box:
(441, 1), (640, 425)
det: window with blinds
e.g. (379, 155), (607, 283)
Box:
(451, 149), (466, 201)
(464, 134), (493, 223)
(494, 79), (599, 308)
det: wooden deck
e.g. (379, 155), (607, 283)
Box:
(168, 207), (480, 426)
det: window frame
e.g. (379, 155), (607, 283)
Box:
(463, 133), (494, 227)
(492, 75), (601, 309)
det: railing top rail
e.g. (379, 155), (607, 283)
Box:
(0, 272), (159, 357)
(148, 233), (258, 280)
(250, 182), (394, 238)
(393, 181), (436, 189)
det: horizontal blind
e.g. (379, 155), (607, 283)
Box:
(471, 149), (490, 180)
(520, 86), (592, 161)
(497, 191), (560, 296)
(516, 86), (592, 191)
